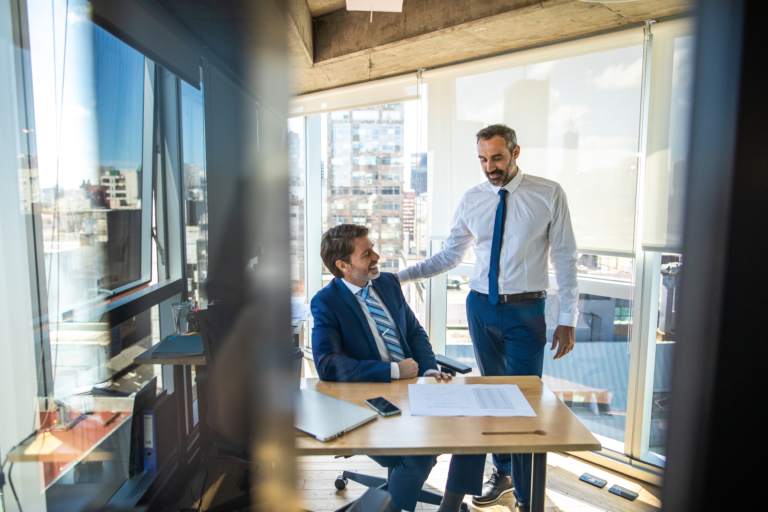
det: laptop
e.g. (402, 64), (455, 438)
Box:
(295, 389), (378, 442)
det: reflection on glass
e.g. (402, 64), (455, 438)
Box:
(649, 254), (681, 458)
(28, 1), (153, 399)
(31, 16), (147, 318)
(574, 253), (633, 281)
(288, 117), (307, 298)
(318, 101), (428, 318)
(181, 81), (209, 306)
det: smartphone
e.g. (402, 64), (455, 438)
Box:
(365, 397), (401, 417)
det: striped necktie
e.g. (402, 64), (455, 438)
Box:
(356, 285), (405, 362)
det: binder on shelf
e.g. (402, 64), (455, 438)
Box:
(143, 410), (158, 471)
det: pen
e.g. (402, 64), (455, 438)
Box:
(104, 412), (121, 427)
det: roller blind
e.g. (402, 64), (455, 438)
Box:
(423, 28), (645, 256)
(641, 18), (695, 254)
(289, 74), (419, 117)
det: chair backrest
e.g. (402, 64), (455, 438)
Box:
(196, 306), (249, 454)
(197, 309), (215, 365)
(197, 302), (239, 365)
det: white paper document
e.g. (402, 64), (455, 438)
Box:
(291, 301), (311, 323)
(408, 384), (537, 417)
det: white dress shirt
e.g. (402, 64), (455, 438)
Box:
(397, 171), (579, 327)
(341, 278), (438, 379)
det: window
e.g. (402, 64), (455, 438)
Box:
(381, 200), (400, 211)
(22, 1), (201, 434)
(321, 101), (427, 292)
(288, 117), (306, 298)
(28, 11), (158, 400)
(181, 81), (209, 306)
(352, 110), (380, 121)
(381, 186), (400, 195)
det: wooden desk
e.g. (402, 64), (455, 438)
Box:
(297, 376), (600, 512)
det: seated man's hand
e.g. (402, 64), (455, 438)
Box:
(428, 372), (452, 381)
(397, 358), (419, 379)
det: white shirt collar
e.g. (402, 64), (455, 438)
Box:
(489, 167), (524, 195)
(341, 278), (369, 295)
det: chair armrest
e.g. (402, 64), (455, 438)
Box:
(435, 354), (472, 375)
(347, 488), (391, 512)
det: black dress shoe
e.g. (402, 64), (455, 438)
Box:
(514, 500), (530, 512)
(471, 469), (514, 506)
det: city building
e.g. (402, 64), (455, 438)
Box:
(325, 104), (405, 272)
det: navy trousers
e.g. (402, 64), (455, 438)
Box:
(369, 454), (485, 511)
(466, 291), (547, 505)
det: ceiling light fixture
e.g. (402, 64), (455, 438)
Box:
(347, 0), (404, 22)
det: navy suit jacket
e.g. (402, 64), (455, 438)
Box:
(311, 272), (438, 382)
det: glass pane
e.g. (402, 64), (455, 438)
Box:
(574, 254), (634, 281)
(29, 7), (147, 319)
(320, 101), (428, 320)
(288, 117), (307, 298)
(445, 284), (481, 375)
(649, 254), (681, 458)
(181, 81), (209, 307)
(27, 1), (155, 401)
(428, 44), (644, 256)
(543, 291), (632, 452)
(446, 284), (634, 452)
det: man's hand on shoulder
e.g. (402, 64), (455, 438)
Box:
(396, 358), (419, 379)
(551, 325), (575, 360)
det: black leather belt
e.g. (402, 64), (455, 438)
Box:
(472, 290), (547, 302)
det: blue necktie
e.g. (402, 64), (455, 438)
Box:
(356, 286), (405, 362)
(488, 188), (508, 305)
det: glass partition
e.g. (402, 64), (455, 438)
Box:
(181, 81), (209, 307)
(291, 17), (695, 472)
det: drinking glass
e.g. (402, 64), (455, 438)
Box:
(171, 302), (192, 335)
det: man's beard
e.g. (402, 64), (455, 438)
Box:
(348, 262), (379, 283)
(485, 160), (516, 186)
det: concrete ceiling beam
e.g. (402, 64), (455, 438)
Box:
(294, 0), (692, 95)
(286, 0), (314, 67)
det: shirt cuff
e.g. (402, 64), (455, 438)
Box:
(558, 311), (578, 328)
(396, 269), (412, 284)
(424, 369), (439, 377)
(390, 362), (400, 380)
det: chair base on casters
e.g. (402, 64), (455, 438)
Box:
(333, 469), (468, 512)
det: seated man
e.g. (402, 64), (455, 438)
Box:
(311, 224), (485, 512)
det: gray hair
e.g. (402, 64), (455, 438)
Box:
(476, 124), (518, 153)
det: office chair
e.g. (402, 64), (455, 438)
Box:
(191, 307), (255, 512)
(334, 354), (473, 512)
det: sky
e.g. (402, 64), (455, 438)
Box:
(28, 0), (144, 190)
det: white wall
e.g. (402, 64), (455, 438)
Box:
(0, 1), (48, 509)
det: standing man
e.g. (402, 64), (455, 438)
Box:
(396, 124), (579, 512)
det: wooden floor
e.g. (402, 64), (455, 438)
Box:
(166, 451), (661, 512)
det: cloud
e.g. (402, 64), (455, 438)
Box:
(548, 89), (589, 135)
(66, 103), (93, 118)
(587, 58), (642, 90)
(580, 135), (638, 151)
(527, 61), (556, 80)
(68, 4), (92, 24)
